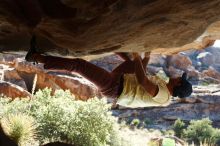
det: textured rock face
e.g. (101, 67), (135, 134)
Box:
(202, 67), (220, 81)
(13, 60), (99, 100)
(166, 54), (192, 71)
(0, 81), (32, 98)
(0, 56), (99, 100)
(1, 0), (220, 57)
(2, 67), (28, 90)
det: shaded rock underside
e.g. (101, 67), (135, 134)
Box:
(1, 0), (220, 58)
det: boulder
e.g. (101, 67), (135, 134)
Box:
(206, 47), (220, 64)
(0, 63), (27, 89)
(197, 52), (214, 67)
(200, 77), (220, 84)
(167, 54), (192, 71)
(148, 55), (166, 67)
(165, 66), (183, 78)
(1, 1), (220, 57)
(184, 47), (220, 71)
(36, 73), (99, 100)
(2, 67), (27, 90)
(4, 58), (100, 100)
(2, 54), (24, 62)
(185, 66), (200, 81)
(0, 81), (32, 98)
(202, 67), (220, 81)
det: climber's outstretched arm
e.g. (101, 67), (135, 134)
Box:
(112, 52), (151, 76)
(142, 52), (151, 68)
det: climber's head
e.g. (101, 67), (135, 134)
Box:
(171, 72), (193, 98)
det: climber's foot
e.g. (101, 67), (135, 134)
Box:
(25, 35), (39, 63)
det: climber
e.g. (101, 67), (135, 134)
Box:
(25, 36), (193, 108)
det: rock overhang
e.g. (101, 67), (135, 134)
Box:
(1, 0), (220, 58)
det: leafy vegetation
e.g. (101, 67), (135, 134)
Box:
(130, 119), (140, 127)
(183, 118), (220, 145)
(0, 88), (123, 146)
(2, 88), (220, 146)
(172, 118), (185, 138)
(162, 138), (175, 146)
(172, 118), (220, 145)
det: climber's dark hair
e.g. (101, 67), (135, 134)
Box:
(173, 72), (193, 98)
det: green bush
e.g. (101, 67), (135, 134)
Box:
(130, 119), (140, 127)
(162, 138), (175, 146)
(0, 88), (122, 146)
(172, 118), (185, 138)
(1, 113), (37, 146)
(183, 118), (220, 145)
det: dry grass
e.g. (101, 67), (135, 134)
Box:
(1, 113), (38, 146)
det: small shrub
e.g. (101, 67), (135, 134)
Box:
(162, 138), (175, 146)
(172, 118), (185, 138)
(1, 113), (37, 146)
(183, 118), (220, 145)
(213, 129), (220, 145)
(130, 119), (140, 127)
